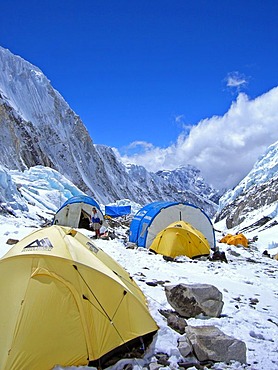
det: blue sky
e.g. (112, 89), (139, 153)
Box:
(1, 0), (278, 188)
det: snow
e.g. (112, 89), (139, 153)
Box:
(0, 166), (277, 370)
(219, 140), (278, 210)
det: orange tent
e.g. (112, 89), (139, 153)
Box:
(220, 233), (248, 248)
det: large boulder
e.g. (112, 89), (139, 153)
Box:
(183, 325), (247, 364)
(165, 283), (224, 318)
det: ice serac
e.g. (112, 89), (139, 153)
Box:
(0, 46), (218, 214)
(215, 140), (278, 228)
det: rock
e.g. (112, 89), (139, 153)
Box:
(262, 250), (271, 258)
(149, 362), (162, 370)
(167, 313), (187, 334)
(178, 335), (193, 357)
(165, 283), (224, 318)
(210, 249), (228, 263)
(6, 238), (19, 245)
(178, 359), (203, 369)
(155, 352), (170, 366)
(184, 325), (247, 364)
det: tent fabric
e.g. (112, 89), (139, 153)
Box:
(105, 205), (131, 218)
(129, 201), (215, 249)
(0, 225), (158, 370)
(150, 220), (211, 259)
(220, 233), (248, 247)
(53, 195), (103, 228)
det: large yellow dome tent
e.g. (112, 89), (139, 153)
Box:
(150, 220), (211, 258)
(0, 225), (158, 370)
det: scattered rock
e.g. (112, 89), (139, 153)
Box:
(165, 283), (224, 318)
(249, 298), (259, 306)
(146, 281), (158, 287)
(163, 255), (175, 262)
(125, 242), (136, 249)
(149, 362), (162, 370)
(158, 309), (175, 319)
(159, 309), (187, 334)
(267, 318), (278, 327)
(6, 238), (19, 245)
(228, 250), (241, 257)
(249, 330), (265, 340)
(155, 352), (170, 366)
(184, 325), (247, 364)
(167, 313), (187, 334)
(178, 359), (203, 369)
(209, 249), (228, 263)
(262, 250), (271, 258)
(178, 335), (193, 357)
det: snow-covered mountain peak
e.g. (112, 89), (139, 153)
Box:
(219, 140), (278, 209)
(215, 140), (278, 230)
(0, 46), (54, 124)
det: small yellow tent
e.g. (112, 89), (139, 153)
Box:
(149, 220), (210, 259)
(0, 225), (158, 370)
(220, 233), (248, 247)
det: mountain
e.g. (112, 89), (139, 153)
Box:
(0, 164), (278, 370)
(0, 46), (218, 215)
(215, 140), (278, 231)
(156, 165), (222, 204)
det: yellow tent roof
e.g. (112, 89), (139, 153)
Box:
(149, 220), (210, 259)
(0, 225), (158, 370)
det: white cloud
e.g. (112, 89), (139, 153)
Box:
(120, 87), (278, 190)
(175, 114), (184, 124)
(225, 71), (248, 92)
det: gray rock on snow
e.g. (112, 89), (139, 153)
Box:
(178, 335), (193, 357)
(165, 283), (224, 318)
(183, 325), (247, 364)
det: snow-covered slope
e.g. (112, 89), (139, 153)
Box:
(0, 46), (218, 214)
(215, 141), (278, 231)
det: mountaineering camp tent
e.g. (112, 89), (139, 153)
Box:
(53, 195), (103, 229)
(220, 233), (248, 247)
(0, 225), (158, 370)
(129, 201), (215, 250)
(105, 204), (131, 218)
(150, 220), (211, 258)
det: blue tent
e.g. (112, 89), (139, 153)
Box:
(105, 205), (131, 218)
(53, 195), (103, 228)
(57, 195), (101, 211)
(129, 201), (215, 249)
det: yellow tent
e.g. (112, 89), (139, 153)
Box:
(149, 220), (210, 259)
(220, 233), (248, 247)
(0, 225), (158, 370)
